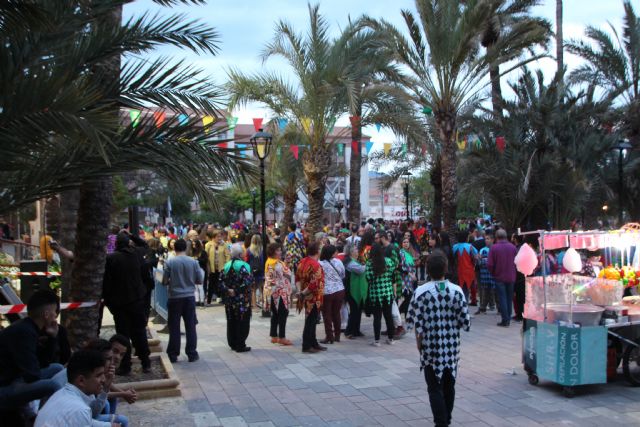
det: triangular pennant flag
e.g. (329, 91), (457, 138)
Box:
(337, 143), (344, 155)
(349, 116), (361, 128)
(226, 116), (238, 129)
(216, 142), (227, 149)
(202, 115), (214, 133)
(375, 123), (382, 132)
(496, 136), (506, 153)
(383, 143), (391, 156)
(153, 111), (166, 128)
(365, 141), (374, 154)
(278, 118), (288, 132)
(129, 109), (141, 127)
(422, 106), (433, 115)
(351, 140), (360, 155)
(301, 117), (312, 135)
(178, 114), (188, 126)
(252, 118), (263, 132)
(327, 117), (336, 134)
(402, 143), (408, 155)
(290, 145), (299, 160)
(237, 143), (246, 158)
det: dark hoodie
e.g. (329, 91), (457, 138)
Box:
(102, 234), (146, 308)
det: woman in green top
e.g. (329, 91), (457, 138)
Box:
(343, 243), (367, 339)
(220, 244), (254, 353)
(365, 243), (397, 346)
(398, 237), (418, 327)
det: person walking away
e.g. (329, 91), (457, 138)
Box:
(398, 237), (418, 332)
(488, 229), (518, 327)
(407, 250), (470, 427)
(511, 234), (526, 322)
(0, 290), (63, 419)
(220, 244), (254, 352)
(284, 223), (306, 275)
(205, 230), (230, 305)
(190, 240), (208, 307)
(103, 233), (151, 374)
(365, 244), (397, 346)
(343, 243), (367, 339)
(318, 245), (345, 344)
(264, 243), (293, 346)
(476, 232), (497, 314)
(345, 224), (361, 248)
(296, 242), (327, 353)
(247, 235), (265, 311)
(163, 239), (204, 362)
(452, 231), (478, 305)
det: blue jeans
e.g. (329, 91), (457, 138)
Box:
(495, 281), (514, 324)
(167, 296), (198, 360)
(0, 363), (64, 410)
(97, 399), (129, 426)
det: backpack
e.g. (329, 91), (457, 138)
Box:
(249, 252), (263, 275)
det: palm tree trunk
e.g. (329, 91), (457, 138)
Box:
(435, 112), (458, 240)
(67, 177), (113, 348)
(430, 156), (443, 228)
(303, 146), (331, 237)
(58, 189), (79, 324)
(555, 0), (563, 79)
(348, 111), (362, 223)
(282, 184), (298, 227)
(489, 59), (504, 124)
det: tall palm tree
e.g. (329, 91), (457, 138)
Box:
(366, 0), (544, 237)
(1, 0), (250, 346)
(227, 4), (355, 236)
(556, 0), (563, 79)
(480, 0), (551, 121)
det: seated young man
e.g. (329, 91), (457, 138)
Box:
(0, 290), (64, 416)
(35, 349), (120, 427)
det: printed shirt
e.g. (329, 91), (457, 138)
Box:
(220, 259), (254, 319)
(478, 247), (495, 286)
(399, 249), (416, 294)
(365, 257), (397, 306)
(264, 259), (292, 309)
(296, 256), (325, 314)
(319, 259), (345, 295)
(284, 231), (306, 269)
(406, 280), (471, 380)
(452, 242), (478, 286)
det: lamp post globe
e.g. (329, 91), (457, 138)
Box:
(402, 171), (412, 221)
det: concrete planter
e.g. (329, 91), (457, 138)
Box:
(114, 353), (181, 400)
(147, 326), (162, 353)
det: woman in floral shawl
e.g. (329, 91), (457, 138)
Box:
(220, 244), (254, 352)
(264, 243), (293, 346)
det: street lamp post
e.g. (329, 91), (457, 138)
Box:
(613, 139), (632, 226)
(250, 189), (257, 225)
(402, 171), (412, 221)
(250, 128), (273, 258)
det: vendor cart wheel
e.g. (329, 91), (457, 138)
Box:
(528, 374), (539, 385)
(562, 386), (575, 398)
(623, 342), (640, 386)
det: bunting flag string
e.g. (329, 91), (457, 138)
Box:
(365, 141), (374, 154)
(129, 109), (141, 127)
(383, 143), (391, 156)
(153, 111), (165, 127)
(252, 118), (263, 132)
(375, 123), (382, 132)
(236, 143), (246, 158)
(216, 142), (227, 149)
(178, 114), (188, 126)
(202, 115), (215, 133)
(290, 145), (299, 160)
(278, 118), (288, 132)
(301, 117), (312, 135)
(351, 140), (360, 155)
(496, 136), (506, 153)
(227, 116), (238, 129)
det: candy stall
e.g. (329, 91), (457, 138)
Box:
(518, 228), (640, 397)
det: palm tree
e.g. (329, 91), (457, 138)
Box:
(1, 0), (250, 346)
(365, 0), (544, 238)
(480, 0), (551, 121)
(227, 4), (357, 236)
(556, 0), (563, 79)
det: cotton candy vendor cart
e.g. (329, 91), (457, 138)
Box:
(518, 229), (640, 397)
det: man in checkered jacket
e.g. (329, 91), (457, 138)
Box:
(407, 250), (470, 427)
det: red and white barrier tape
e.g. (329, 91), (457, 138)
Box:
(0, 301), (96, 314)
(0, 271), (62, 277)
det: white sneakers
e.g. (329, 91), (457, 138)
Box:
(385, 338), (395, 345)
(371, 340), (381, 347)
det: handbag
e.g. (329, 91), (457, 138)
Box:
(391, 300), (402, 327)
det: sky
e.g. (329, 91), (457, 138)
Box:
(123, 0), (631, 156)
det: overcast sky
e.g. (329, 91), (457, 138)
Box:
(123, 0), (630, 154)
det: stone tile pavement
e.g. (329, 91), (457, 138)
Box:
(117, 305), (640, 426)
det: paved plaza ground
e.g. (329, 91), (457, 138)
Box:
(116, 305), (640, 426)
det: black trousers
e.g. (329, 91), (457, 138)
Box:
(399, 294), (411, 317)
(110, 301), (151, 369)
(424, 366), (455, 427)
(302, 305), (319, 350)
(372, 303), (394, 341)
(513, 276), (525, 319)
(345, 293), (362, 337)
(207, 272), (220, 304)
(226, 310), (251, 351)
(270, 296), (288, 338)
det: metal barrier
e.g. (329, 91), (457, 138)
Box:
(152, 267), (168, 321)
